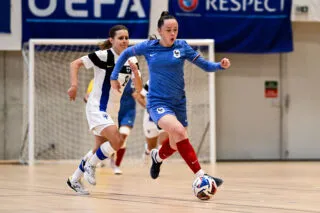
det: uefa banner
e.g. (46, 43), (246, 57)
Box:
(169, 0), (293, 53)
(0, 0), (11, 33)
(22, 0), (150, 42)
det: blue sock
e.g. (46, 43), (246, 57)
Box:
(96, 147), (108, 160)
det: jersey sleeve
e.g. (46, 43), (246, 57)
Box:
(81, 50), (108, 69)
(81, 55), (93, 69)
(131, 40), (149, 56)
(192, 56), (223, 72)
(182, 40), (200, 62)
(182, 40), (223, 72)
(111, 41), (149, 80)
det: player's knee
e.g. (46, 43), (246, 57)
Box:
(173, 125), (187, 140)
(110, 133), (122, 151)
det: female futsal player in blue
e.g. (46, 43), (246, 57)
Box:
(110, 11), (231, 191)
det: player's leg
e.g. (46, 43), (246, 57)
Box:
(112, 106), (136, 174)
(157, 130), (168, 148)
(67, 135), (105, 194)
(84, 124), (122, 185)
(142, 110), (159, 164)
(166, 102), (223, 187)
(110, 126), (132, 175)
(147, 105), (178, 179)
(83, 111), (123, 185)
(143, 136), (157, 164)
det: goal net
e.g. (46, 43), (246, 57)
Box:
(21, 39), (216, 165)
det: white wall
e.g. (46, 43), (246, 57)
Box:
(292, 0), (320, 22)
(0, 0), (21, 50)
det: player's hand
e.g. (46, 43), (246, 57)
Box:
(111, 80), (121, 93)
(220, 58), (231, 69)
(132, 92), (146, 108)
(67, 85), (77, 101)
(132, 91), (140, 99)
(128, 60), (139, 75)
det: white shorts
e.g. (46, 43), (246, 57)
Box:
(86, 110), (116, 136)
(143, 110), (159, 138)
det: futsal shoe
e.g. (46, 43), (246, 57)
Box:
(204, 174), (224, 187)
(84, 163), (97, 185)
(110, 158), (123, 175)
(67, 177), (89, 195)
(150, 149), (162, 179)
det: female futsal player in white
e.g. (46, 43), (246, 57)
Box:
(67, 25), (142, 194)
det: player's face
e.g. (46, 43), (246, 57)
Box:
(111, 29), (129, 55)
(158, 19), (178, 47)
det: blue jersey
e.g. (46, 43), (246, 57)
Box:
(111, 39), (222, 107)
(120, 78), (135, 108)
(118, 78), (136, 127)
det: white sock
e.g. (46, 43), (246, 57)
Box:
(83, 150), (93, 161)
(155, 150), (163, 163)
(88, 142), (116, 166)
(88, 154), (100, 166)
(195, 169), (205, 178)
(100, 141), (116, 158)
(71, 150), (94, 182)
(71, 168), (83, 182)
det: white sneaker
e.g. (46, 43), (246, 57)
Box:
(84, 163), (96, 185)
(67, 177), (89, 195)
(110, 158), (122, 175)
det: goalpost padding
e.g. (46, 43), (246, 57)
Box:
(21, 39), (216, 165)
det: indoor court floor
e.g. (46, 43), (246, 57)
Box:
(0, 161), (319, 213)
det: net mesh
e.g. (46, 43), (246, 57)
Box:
(21, 40), (212, 163)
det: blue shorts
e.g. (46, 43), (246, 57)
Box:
(147, 97), (188, 127)
(118, 107), (136, 128)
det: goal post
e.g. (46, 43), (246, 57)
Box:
(23, 38), (216, 165)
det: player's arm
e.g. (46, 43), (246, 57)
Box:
(133, 82), (148, 108)
(68, 58), (84, 101)
(111, 41), (148, 92)
(183, 40), (231, 71)
(132, 91), (146, 108)
(193, 56), (231, 71)
(129, 60), (142, 93)
(110, 47), (134, 92)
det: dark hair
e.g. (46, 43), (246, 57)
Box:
(98, 25), (129, 50)
(148, 34), (157, 40)
(157, 11), (176, 28)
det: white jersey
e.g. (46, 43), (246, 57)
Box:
(81, 48), (139, 131)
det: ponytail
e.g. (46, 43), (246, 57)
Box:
(98, 39), (112, 50)
(148, 34), (157, 40)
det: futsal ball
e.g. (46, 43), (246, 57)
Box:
(192, 175), (217, 200)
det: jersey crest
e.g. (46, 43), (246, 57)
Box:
(173, 49), (181, 58)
